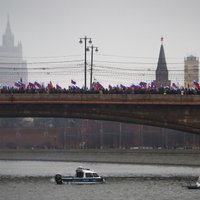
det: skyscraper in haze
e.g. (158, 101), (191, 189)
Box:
(184, 55), (199, 88)
(155, 38), (171, 87)
(0, 17), (27, 87)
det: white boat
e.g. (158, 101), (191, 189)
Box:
(55, 166), (105, 184)
(187, 176), (200, 189)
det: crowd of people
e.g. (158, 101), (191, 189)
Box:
(0, 83), (200, 95)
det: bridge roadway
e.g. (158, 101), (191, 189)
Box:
(0, 93), (200, 134)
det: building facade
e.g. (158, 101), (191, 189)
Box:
(0, 17), (27, 87)
(155, 38), (171, 87)
(184, 55), (199, 88)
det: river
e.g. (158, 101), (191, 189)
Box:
(0, 160), (200, 200)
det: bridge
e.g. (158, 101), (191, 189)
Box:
(0, 93), (200, 134)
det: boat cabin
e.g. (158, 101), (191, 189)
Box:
(75, 167), (100, 178)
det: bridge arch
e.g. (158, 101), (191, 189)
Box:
(0, 93), (200, 134)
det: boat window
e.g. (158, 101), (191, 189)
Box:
(85, 173), (93, 177)
(76, 171), (84, 178)
(93, 173), (99, 177)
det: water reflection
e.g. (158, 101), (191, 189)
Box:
(0, 160), (200, 178)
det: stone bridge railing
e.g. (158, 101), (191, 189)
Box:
(0, 93), (200, 104)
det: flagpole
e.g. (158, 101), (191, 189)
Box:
(89, 45), (98, 90)
(90, 45), (93, 90)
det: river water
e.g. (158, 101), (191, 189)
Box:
(0, 160), (200, 200)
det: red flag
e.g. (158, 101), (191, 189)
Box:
(193, 81), (200, 89)
(56, 84), (62, 90)
(95, 82), (103, 90)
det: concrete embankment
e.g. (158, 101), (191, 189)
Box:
(0, 149), (200, 166)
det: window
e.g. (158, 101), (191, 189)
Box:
(93, 173), (99, 177)
(76, 171), (84, 178)
(85, 173), (93, 177)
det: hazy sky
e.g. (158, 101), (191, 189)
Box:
(0, 0), (200, 87)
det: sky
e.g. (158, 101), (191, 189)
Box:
(0, 0), (200, 87)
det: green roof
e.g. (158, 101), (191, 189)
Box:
(156, 44), (168, 71)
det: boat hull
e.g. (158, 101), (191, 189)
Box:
(55, 174), (105, 185)
(61, 177), (105, 184)
(187, 185), (200, 189)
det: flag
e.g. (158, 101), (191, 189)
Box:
(50, 81), (53, 88)
(15, 81), (25, 88)
(193, 81), (200, 89)
(34, 81), (42, 89)
(120, 84), (126, 90)
(47, 81), (54, 90)
(95, 82), (103, 90)
(47, 84), (51, 90)
(15, 81), (22, 88)
(139, 81), (147, 88)
(27, 82), (35, 89)
(150, 82), (156, 88)
(56, 84), (62, 90)
(71, 80), (76, 85)
(130, 84), (140, 89)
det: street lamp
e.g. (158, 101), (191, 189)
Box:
(79, 36), (92, 90)
(87, 45), (98, 90)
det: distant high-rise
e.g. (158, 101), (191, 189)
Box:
(0, 16), (27, 87)
(155, 38), (171, 87)
(184, 55), (199, 88)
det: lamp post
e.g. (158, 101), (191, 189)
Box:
(87, 45), (98, 90)
(79, 36), (92, 90)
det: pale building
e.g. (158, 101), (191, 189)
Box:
(184, 55), (199, 88)
(0, 17), (27, 87)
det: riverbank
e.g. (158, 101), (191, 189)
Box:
(0, 149), (200, 166)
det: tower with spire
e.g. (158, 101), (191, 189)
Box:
(0, 16), (27, 87)
(154, 37), (171, 87)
